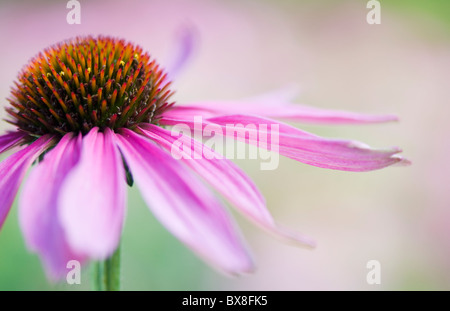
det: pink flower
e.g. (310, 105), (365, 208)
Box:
(0, 35), (408, 280)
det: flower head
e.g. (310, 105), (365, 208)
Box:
(0, 35), (408, 280)
(7, 36), (172, 137)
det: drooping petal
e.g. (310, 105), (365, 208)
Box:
(114, 128), (254, 274)
(139, 124), (315, 248)
(258, 104), (399, 124)
(160, 114), (410, 172)
(163, 100), (398, 125)
(0, 135), (54, 229)
(19, 133), (85, 280)
(58, 128), (126, 259)
(0, 131), (27, 154)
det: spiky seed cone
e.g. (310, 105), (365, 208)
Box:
(6, 36), (174, 137)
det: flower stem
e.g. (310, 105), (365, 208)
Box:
(92, 244), (121, 291)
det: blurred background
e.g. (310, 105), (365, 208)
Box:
(0, 0), (449, 290)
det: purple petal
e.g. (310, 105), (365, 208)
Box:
(58, 128), (126, 259)
(160, 114), (410, 172)
(139, 124), (316, 248)
(165, 25), (197, 81)
(19, 134), (85, 280)
(0, 135), (54, 229)
(162, 101), (398, 125)
(114, 128), (254, 274)
(0, 131), (27, 154)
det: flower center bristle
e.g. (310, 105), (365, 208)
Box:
(6, 36), (174, 136)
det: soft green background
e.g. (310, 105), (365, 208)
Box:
(0, 0), (449, 290)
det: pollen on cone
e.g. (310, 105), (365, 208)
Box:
(6, 36), (174, 137)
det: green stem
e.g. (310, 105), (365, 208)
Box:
(92, 244), (121, 291)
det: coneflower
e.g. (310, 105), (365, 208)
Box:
(0, 36), (408, 290)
